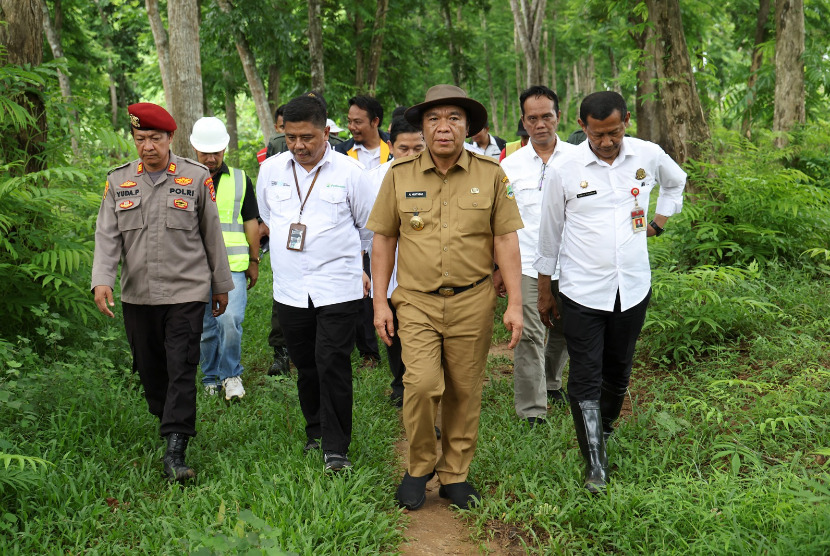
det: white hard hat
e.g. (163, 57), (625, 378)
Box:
(327, 118), (344, 133)
(190, 117), (230, 153)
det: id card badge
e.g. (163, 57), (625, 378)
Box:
(631, 208), (646, 233)
(287, 222), (307, 251)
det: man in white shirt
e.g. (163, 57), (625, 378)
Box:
(257, 96), (377, 473)
(464, 122), (503, 159)
(534, 91), (686, 493)
(368, 116), (426, 407)
(499, 86), (575, 427)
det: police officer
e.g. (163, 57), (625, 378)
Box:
(368, 85), (525, 511)
(91, 103), (233, 482)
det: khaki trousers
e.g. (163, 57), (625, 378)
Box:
(392, 279), (496, 484)
(513, 275), (569, 418)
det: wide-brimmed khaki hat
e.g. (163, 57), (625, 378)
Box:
(404, 85), (488, 138)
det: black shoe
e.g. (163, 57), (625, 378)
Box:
(162, 433), (196, 483)
(435, 426), (441, 440)
(323, 452), (352, 472)
(360, 355), (380, 369)
(268, 347), (290, 376)
(397, 471), (435, 510)
(438, 481), (481, 510)
(599, 383), (627, 443)
(303, 438), (321, 453)
(389, 394), (403, 409)
(570, 399), (608, 494)
(547, 389), (569, 405)
(526, 416), (546, 428)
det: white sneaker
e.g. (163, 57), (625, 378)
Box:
(223, 376), (245, 400)
(204, 384), (220, 396)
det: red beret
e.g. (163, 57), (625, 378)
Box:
(128, 102), (177, 132)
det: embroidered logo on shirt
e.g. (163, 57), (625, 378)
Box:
(405, 191), (426, 198)
(577, 190), (598, 198)
(103, 182), (109, 200)
(174, 177), (193, 186)
(635, 168), (646, 180)
(119, 200), (135, 209)
(204, 177), (216, 202)
(173, 198), (188, 210)
(505, 183), (515, 200)
(119, 180), (137, 188)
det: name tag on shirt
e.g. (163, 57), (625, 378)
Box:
(406, 191), (427, 198)
(576, 190), (597, 199)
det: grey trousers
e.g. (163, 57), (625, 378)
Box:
(513, 274), (569, 418)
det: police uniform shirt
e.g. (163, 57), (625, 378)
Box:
(501, 134), (576, 280)
(256, 143), (376, 308)
(368, 161), (398, 299)
(213, 162), (259, 222)
(367, 149), (524, 293)
(464, 134), (502, 159)
(533, 137), (686, 312)
(91, 153), (234, 304)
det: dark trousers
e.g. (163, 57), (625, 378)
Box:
(355, 253), (380, 360)
(559, 289), (651, 402)
(276, 298), (359, 454)
(268, 299), (286, 350)
(122, 301), (204, 437)
(385, 299), (406, 400)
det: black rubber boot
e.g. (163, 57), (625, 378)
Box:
(599, 383), (627, 443)
(268, 347), (290, 376)
(570, 399), (608, 494)
(162, 433), (196, 483)
(397, 471), (435, 510)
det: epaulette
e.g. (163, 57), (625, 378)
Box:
(469, 152), (500, 166)
(107, 160), (132, 176)
(340, 154), (365, 170)
(178, 156), (210, 171)
(390, 152), (421, 168)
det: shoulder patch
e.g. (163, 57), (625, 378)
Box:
(103, 182), (109, 200)
(204, 177), (216, 202)
(470, 152), (500, 165)
(390, 153), (420, 168)
(106, 160), (132, 176)
(179, 157), (210, 171)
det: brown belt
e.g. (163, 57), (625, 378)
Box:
(428, 276), (489, 297)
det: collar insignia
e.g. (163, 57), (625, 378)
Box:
(167, 162), (177, 174)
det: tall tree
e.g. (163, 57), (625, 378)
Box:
(92, 0), (119, 128)
(630, 15), (671, 155)
(645, 0), (711, 165)
(772, 0), (805, 147)
(742, 0), (772, 138)
(481, 12), (498, 131)
(145, 0), (173, 110)
(365, 0), (389, 95)
(439, 0), (462, 86)
(41, 0), (79, 156)
(268, 62), (280, 116)
(307, 0), (325, 92)
(168, 0), (204, 158)
(0, 0), (47, 173)
(509, 0), (547, 86)
(216, 0), (275, 145)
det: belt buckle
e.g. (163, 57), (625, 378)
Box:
(438, 287), (455, 297)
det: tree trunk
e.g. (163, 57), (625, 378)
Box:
(542, 29), (549, 87)
(366, 0), (389, 95)
(225, 89), (239, 152)
(268, 63), (280, 116)
(482, 12), (498, 132)
(354, 0), (366, 90)
(550, 31), (557, 92)
(772, 0), (805, 147)
(587, 54), (596, 93)
(514, 28), (522, 99)
(609, 47), (622, 93)
(563, 70), (572, 127)
(168, 0), (204, 158)
(630, 16), (670, 153)
(145, 0), (173, 111)
(502, 82), (510, 134)
(645, 0), (711, 165)
(509, 0), (547, 86)
(440, 0), (461, 87)
(92, 0), (120, 129)
(216, 0), (275, 145)
(41, 0), (79, 157)
(307, 0), (326, 92)
(742, 0), (771, 138)
(573, 61), (579, 96)
(0, 0), (46, 174)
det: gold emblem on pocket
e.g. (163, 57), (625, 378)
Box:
(410, 214), (424, 231)
(635, 168), (646, 180)
(580, 180), (588, 188)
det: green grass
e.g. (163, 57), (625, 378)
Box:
(1, 259), (829, 555)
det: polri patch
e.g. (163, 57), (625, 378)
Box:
(577, 190), (597, 198)
(405, 191), (426, 198)
(119, 200), (135, 209)
(173, 198), (188, 210)
(175, 177), (193, 186)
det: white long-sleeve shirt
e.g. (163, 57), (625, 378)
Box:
(368, 161), (398, 299)
(257, 144), (376, 308)
(533, 137), (686, 312)
(501, 134), (576, 279)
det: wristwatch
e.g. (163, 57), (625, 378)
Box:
(249, 257), (261, 264)
(649, 220), (665, 237)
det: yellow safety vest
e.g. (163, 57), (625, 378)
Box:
(504, 140), (523, 158)
(215, 167), (249, 272)
(347, 141), (390, 166)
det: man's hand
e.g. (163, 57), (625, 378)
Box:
(212, 292), (228, 317)
(493, 269), (507, 298)
(362, 271), (371, 298)
(503, 303), (523, 349)
(373, 299), (395, 347)
(93, 285), (115, 318)
(536, 274), (558, 328)
(647, 213), (668, 238)
(246, 263), (259, 290)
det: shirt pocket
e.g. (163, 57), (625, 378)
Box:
(318, 186), (348, 226)
(399, 198), (434, 235)
(514, 183), (543, 222)
(166, 195), (197, 230)
(457, 196), (492, 233)
(267, 185), (292, 212)
(115, 197), (144, 231)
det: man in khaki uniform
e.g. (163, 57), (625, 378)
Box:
(368, 85), (524, 511)
(91, 103), (233, 483)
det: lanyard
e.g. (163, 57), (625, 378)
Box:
(291, 161), (322, 223)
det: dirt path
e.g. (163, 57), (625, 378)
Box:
(396, 354), (520, 555)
